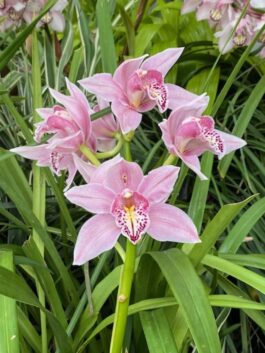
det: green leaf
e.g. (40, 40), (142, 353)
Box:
(220, 197), (265, 254)
(96, 0), (117, 73)
(149, 249), (222, 353)
(183, 194), (257, 265)
(218, 74), (265, 178)
(209, 295), (265, 310)
(0, 251), (20, 353)
(140, 309), (179, 353)
(202, 254), (265, 294)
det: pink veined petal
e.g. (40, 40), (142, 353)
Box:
(217, 130), (246, 159)
(148, 203), (200, 243)
(138, 165), (180, 205)
(196, 3), (213, 21)
(35, 107), (55, 120)
(179, 153), (208, 180)
(65, 183), (115, 214)
(159, 119), (177, 155)
(10, 144), (50, 163)
(79, 73), (123, 102)
(73, 214), (120, 264)
(113, 55), (148, 90)
(47, 130), (83, 151)
(90, 154), (123, 184)
(73, 154), (96, 184)
(141, 48), (184, 77)
(167, 84), (209, 113)
(64, 157), (77, 191)
(181, 0), (199, 14)
(49, 88), (88, 140)
(111, 100), (142, 134)
(49, 12), (65, 32)
(104, 159), (144, 194)
(65, 78), (92, 138)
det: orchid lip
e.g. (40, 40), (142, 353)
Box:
(111, 190), (150, 244)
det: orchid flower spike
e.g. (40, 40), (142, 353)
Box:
(159, 99), (246, 180)
(11, 78), (96, 190)
(79, 48), (208, 134)
(65, 157), (200, 265)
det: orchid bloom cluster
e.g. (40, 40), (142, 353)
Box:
(182, 0), (265, 58)
(0, 0), (67, 32)
(11, 48), (246, 263)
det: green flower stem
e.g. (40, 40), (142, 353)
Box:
(110, 240), (136, 353)
(91, 107), (112, 120)
(32, 29), (47, 353)
(79, 144), (101, 166)
(96, 135), (124, 159)
(110, 141), (136, 353)
(163, 153), (177, 166)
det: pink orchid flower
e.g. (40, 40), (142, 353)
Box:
(0, 0), (26, 31)
(79, 48), (207, 134)
(159, 101), (246, 180)
(65, 157), (200, 264)
(92, 97), (120, 152)
(11, 78), (95, 189)
(23, 0), (68, 32)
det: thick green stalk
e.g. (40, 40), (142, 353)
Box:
(32, 29), (47, 353)
(110, 142), (136, 353)
(79, 144), (101, 166)
(110, 240), (136, 353)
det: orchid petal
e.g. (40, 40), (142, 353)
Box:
(73, 214), (120, 264)
(179, 153), (208, 180)
(11, 145), (50, 163)
(105, 159), (144, 194)
(167, 85), (209, 113)
(138, 166), (180, 205)
(90, 155), (122, 184)
(217, 131), (246, 159)
(111, 100), (142, 134)
(65, 78), (92, 137)
(49, 12), (65, 32)
(79, 73), (123, 102)
(181, 0), (199, 14)
(73, 154), (96, 183)
(141, 48), (184, 77)
(65, 183), (115, 214)
(113, 55), (147, 89)
(148, 203), (200, 243)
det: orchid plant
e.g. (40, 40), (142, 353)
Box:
(182, 0), (265, 57)
(10, 46), (247, 353)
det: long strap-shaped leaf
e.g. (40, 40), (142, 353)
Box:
(150, 249), (222, 353)
(0, 251), (19, 353)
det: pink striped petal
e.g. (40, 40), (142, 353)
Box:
(105, 159), (144, 194)
(10, 145), (50, 164)
(79, 73), (123, 101)
(65, 183), (115, 214)
(65, 78), (92, 137)
(113, 55), (147, 90)
(217, 131), (246, 159)
(111, 100), (142, 134)
(73, 214), (120, 264)
(179, 153), (208, 180)
(141, 48), (184, 77)
(90, 154), (122, 184)
(167, 85), (209, 113)
(148, 203), (200, 243)
(138, 166), (180, 205)
(73, 154), (96, 183)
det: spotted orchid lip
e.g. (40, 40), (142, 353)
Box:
(111, 190), (150, 244)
